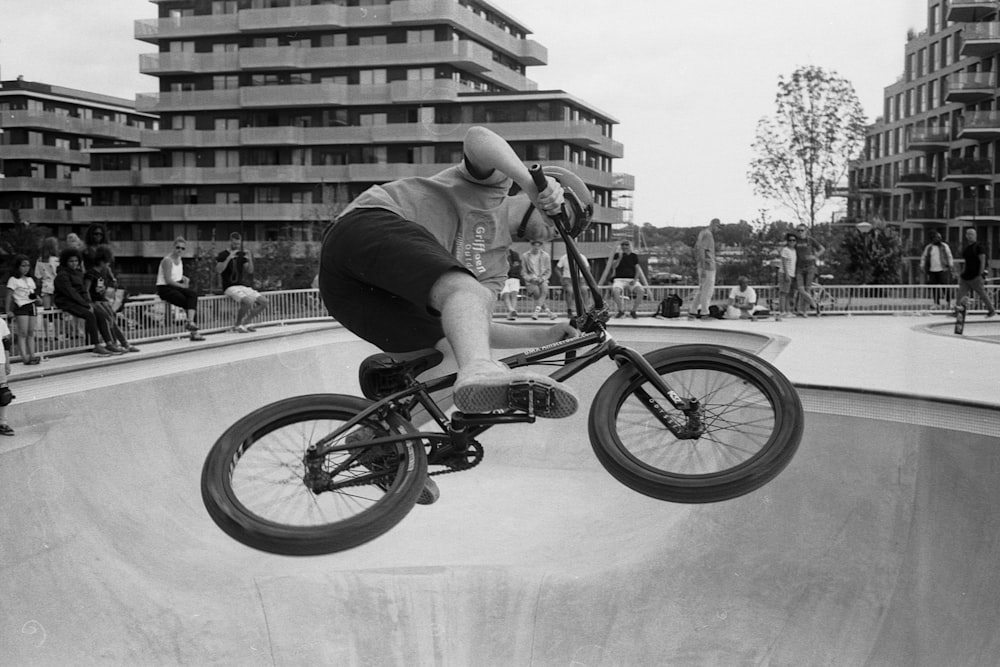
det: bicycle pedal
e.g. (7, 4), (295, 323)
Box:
(508, 380), (554, 417)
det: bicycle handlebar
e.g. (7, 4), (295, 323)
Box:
(528, 165), (606, 320)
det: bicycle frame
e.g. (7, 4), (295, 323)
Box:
(310, 174), (704, 467)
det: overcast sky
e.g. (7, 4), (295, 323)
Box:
(0, 0), (928, 227)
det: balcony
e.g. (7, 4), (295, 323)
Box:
(0, 177), (88, 195)
(904, 206), (947, 222)
(72, 206), (153, 223)
(945, 157), (994, 184)
(141, 128), (240, 148)
(139, 51), (239, 75)
(945, 71), (995, 104)
(0, 110), (144, 142)
(236, 78), (465, 108)
(960, 23), (1000, 58)
(134, 14), (238, 43)
(73, 170), (144, 188)
(856, 176), (884, 192)
(0, 146), (90, 165)
(907, 126), (952, 151)
(136, 89), (241, 112)
(959, 110), (1000, 140)
(0, 209), (72, 225)
(896, 171), (938, 191)
(947, 0), (1000, 23)
(956, 198), (1000, 219)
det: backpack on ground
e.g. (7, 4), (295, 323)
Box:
(655, 294), (683, 318)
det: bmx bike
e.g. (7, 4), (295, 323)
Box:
(201, 167), (804, 555)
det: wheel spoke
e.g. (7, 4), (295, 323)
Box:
(616, 365), (777, 476)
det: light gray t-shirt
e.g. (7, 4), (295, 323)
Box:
(339, 162), (517, 292)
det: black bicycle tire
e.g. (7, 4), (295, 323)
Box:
(201, 394), (426, 555)
(588, 344), (803, 503)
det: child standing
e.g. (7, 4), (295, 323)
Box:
(0, 316), (15, 435)
(5, 255), (41, 365)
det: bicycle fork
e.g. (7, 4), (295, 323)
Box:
(608, 344), (705, 440)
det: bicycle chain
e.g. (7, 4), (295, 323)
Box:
(330, 440), (484, 489)
(428, 440), (484, 477)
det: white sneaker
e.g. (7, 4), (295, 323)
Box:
(453, 359), (578, 418)
(531, 307), (541, 320)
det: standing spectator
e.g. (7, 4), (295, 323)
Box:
(793, 223), (825, 316)
(216, 232), (268, 333)
(65, 233), (85, 251)
(156, 237), (206, 342)
(35, 236), (60, 309)
(500, 247), (523, 320)
(725, 275), (760, 320)
(82, 224), (126, 312)
(523, 240), (555, 320)
(694, 218), (720, 319)
(956, 227), (997, 318)
(53, 248), (113, 357)
(0, 316), (15, 435)
(35, 236), (61, 341)
(600, 240), (648, 318)
(556, 252), (588, 318)
(778, 233), (798, 319)
(82, 223), (109, 269)
(84, 245), (139, 353)
(921, 231), (954, 309)
(5, 255), (41, 364)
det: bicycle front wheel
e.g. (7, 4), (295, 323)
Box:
(589, 344), (803, 503)
(201, 394), (427, 555)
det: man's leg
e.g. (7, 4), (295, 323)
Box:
(611, 285), (624, 316)
(431, 270), (577, 417)
(233, 297), (251, 328)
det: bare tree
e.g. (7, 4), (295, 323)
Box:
(748, 65), (866, 228)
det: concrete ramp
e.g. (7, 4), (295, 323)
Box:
(2, 331), (999, 665)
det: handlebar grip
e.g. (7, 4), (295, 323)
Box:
(529, 164), (548, 192)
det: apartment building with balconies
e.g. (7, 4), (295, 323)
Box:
(84, 0), (631, 285)
(847, 0), (1000, 281)
(0, 78), (157, 231)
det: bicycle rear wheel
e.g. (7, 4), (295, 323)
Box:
(589, 344), (802, 503)
(201, 394), (426, 555)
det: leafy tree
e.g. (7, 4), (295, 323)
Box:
(748, 65), (866, 228)
(836, 226), (904, 284)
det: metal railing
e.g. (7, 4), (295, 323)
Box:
(15, 284), (998, 363)
(494, 284), (999, 318)
(24, 290), (328, 362)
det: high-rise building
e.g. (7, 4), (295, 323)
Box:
(81, 0), (632, 288)
(847, 1), (999, 281)
(0, 78), (157, 230)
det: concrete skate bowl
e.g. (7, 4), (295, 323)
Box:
(920, 318), (1000, 344)
(2, 329), (999, 666)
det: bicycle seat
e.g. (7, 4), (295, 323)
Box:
(359, 348), (444, 400)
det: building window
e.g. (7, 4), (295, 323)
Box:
(360, 146), (387, 164)
(358, 113), (387, 126)
(359, 69), (387, 85)
(407, 29), (435, 44)
(255, 186), (281, 203)
(212, 1), (238, 14)
(358, 35), (387, 46)
(213, 75), (239, 90)
(216, 150), (240, 167)
(172, 115), (196, 130)
(215, 117), (239, 131)
(407, 67), (435, 81)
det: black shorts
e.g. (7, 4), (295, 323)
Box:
(12, 302), (35, 317)
(319, 208), (470, 353)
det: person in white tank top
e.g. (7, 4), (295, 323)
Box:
(156, 237), (204, 341)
